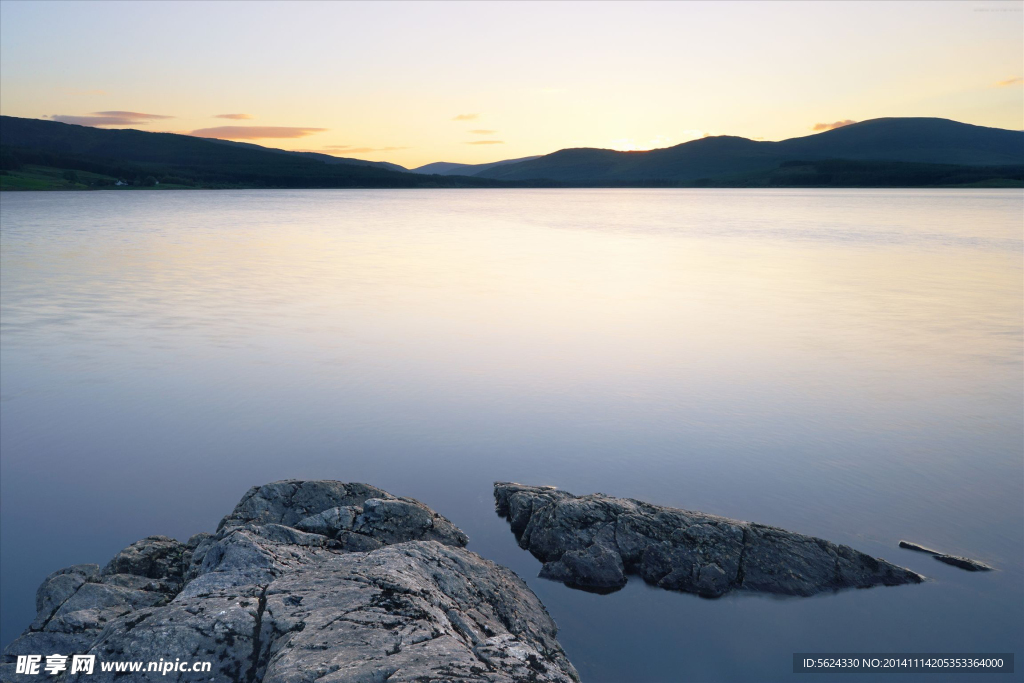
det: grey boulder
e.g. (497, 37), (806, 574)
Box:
(495, 482), (924, 598)
(2, 480), (577, 683)
(217, 480), (468, 548)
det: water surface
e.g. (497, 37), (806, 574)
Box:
(1, 189), (1021, 681)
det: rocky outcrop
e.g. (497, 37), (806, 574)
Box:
(3, 481), (578, 683)
(898, 541), (993, 572)
(495, 483), (924, 598)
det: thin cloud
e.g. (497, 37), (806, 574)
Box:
(996, 76), (1023, 87)
(214, 113), (253, 120)
(67, 89), (107, 96)
(95, 110), (173, 119)
(465, 140), (504, 145)
(469, 129), (497, 134)
(452, 114), (479, 121)
(52, 111), (173, 127)
(812, 119), (857, 131)
(188, 126), (327, 140)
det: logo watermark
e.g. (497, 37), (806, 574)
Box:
(793, 653), (1014, 674)
(15, 654), (212, 676)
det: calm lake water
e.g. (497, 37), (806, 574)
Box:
(1, 189), (1021, 681)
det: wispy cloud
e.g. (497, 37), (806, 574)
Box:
(214, 113), (253, 120)
(96, 110), (173, 118)
(469, 129), (497, 134)
(452, 113), (479, 121)
(188, 126), (327, 140)
(996, 76), (1023, 87)
(52, 111), (173, 127)
(67, 89), (107, 96)
(465, 140), (504, 145)
(812, 119), (857, 131)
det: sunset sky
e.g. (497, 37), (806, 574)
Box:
(1, 0), (1021, 168)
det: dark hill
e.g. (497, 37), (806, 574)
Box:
(203, 138), (409, 173)
(477, 118), (1024, 182)
(0, 116), (493, 188)
(775, 117), (1023, 165)
(411, 156), (541, 176)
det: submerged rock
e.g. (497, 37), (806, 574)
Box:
(3, 480), (578, 683)
(898, 541), (993, 572)
(495, 482), (925, 598)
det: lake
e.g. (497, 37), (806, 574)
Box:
(1, 189), (1021, 681)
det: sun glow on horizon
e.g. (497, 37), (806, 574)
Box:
(608, 131), (707, 152)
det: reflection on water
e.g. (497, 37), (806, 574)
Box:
(1, 189), (1021, 681)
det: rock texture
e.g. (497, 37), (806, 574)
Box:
(3, 481), (578, 683)
(898, 541), (993, 572)
(495, 483), (924, 598)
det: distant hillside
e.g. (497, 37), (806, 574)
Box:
(204, 138), (408, 173)
(411, 156), (541, 176)
(478, 118), (1024, 183)
(0, 116), (493, 189)
(703, 158), (1023, 188)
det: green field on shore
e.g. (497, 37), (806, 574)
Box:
(0, 165), (196, 191)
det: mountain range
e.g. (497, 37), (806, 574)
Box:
(410, 156), (541, 176)
(0, 116), (491, 189)
(471, 118), (1024, 183)
(1, 115), (1022, 189)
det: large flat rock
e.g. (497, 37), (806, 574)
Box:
(495, 482), (924, 598)
(2, 481), (578, 683)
